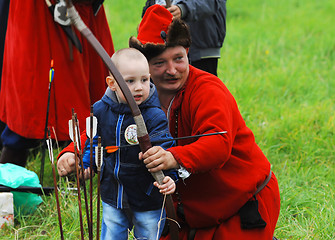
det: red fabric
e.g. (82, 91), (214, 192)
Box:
(59, 130), (87, 157)
(163, 66), (280, 239)
(0, 1), (114, 141)
(137, 5), (173, 44)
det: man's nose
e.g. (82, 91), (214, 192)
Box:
(166, 61), (177, 75)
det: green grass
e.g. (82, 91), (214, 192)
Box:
(1, 0), (334, 239)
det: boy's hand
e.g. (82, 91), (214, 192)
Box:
(82, 167), (95, 180)
(154, 176), (176, 195)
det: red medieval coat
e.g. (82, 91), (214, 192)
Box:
(162, 66), (280, 239)
(58, 66), (280, 239)
(0, 0), (114, 141)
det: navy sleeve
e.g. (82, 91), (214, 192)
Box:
(82, 135), (98, 171)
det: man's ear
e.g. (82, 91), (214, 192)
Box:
(106, 76), (117, 91)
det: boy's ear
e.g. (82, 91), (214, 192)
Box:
(106, 76), (117, 91)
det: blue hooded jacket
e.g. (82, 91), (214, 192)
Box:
(82, 83), (176, 211)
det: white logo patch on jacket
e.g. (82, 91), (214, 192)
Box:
(124, 124), (138, 145)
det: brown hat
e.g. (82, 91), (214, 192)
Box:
(129, 4), (191, 61)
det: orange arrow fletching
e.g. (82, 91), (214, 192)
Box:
(105, 146), (119, 153)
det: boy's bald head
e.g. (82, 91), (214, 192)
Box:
(107, 48), (151, 105)
(111, 48), (148, 70)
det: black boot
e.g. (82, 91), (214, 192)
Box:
(0, 146), (28, 167)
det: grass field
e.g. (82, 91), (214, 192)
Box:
(1, 0), (334, 239)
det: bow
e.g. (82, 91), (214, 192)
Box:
(64, 1), (179, 239)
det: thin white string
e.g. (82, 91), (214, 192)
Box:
(128, 228), (137, 239)
(156, 193), (167, 240)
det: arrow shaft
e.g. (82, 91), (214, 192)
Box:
(71, 110), (85, 240)
(159, 131), (227, 143)
(74, 113), (93, 240)
(89, 106), (94, 238)
(106, 131), (227, 152)
(96, 137), (102, 240)
(52, 164), (64, 240)
(47, 129), (64, 240)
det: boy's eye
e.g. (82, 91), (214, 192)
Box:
(142, 78), (148, 82)
(126, 79), (134, 84)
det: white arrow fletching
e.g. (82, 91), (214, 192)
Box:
(86, 116), (97, 139)
(75, 120), (81, 151)
(69, 119), (74, 142)
(46, 138), (54, 164)
(69, 119), (80, 151)
(95, 146), (103, 171)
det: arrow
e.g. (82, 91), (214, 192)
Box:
(47, 128), (64, 240)
(95, 137), (103, 240)
(40, 59), (55, 186)
(86, 106), (97, 239)
(105, 131), (227, 153)
(74, 112), (93, 240)
(69, 109), (84, 240)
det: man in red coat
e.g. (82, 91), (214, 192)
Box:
(0, 0), (114, 166)
(132, 5), (280, 240)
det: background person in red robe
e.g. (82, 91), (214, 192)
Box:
(0, 0), (10, 149)
(0, 0), (114, 167)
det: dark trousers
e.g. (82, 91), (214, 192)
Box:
(190, 58), (218, 76)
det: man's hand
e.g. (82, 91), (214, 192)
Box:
(139, 146), (179, 172)
(167, 5), (182, 19)
(57, 152), (76, 176)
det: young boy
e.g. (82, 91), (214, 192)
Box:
(82, 48), (176, 240)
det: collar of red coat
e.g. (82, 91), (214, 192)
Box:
(170, 65), (195, 112)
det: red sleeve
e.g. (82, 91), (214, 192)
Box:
(57, 130), (88, 160)
(168, 73), (248, 173)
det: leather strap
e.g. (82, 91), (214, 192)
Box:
(254, 170), (272, 196)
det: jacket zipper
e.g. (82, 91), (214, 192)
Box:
(114, 114), (125, 208)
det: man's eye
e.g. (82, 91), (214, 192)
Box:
(153, 61), (163, 66)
